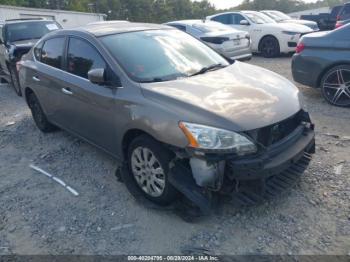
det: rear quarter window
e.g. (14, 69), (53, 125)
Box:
(212, 14), (232, 25)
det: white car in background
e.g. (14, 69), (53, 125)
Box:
(261, 10), (319, 31)
(165, 20), (252, 61)
(207, 11), (313, 57)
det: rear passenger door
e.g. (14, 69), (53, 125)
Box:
(31, 37), (67, 119)
(57, 36), (120, 153)
(0, 25), (8, 75)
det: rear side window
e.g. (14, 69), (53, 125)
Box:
(67, 37), (106, 79)
(34, 41), (44, 60)
(212, 14), (232, 25)
(232, 14), (246, 25)
(170, 24), (186, 32)
(41, 37), (65, 69)
(0, 25), (3, 43)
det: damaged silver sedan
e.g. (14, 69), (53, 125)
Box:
(18, 22), (315, 213)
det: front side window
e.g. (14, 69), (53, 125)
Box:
(5, 21), (60, 43)
(67, 37), (106, 79)
(193, 22), (232, 32)
(100, 29), (229, 83)
(41, 37), (65, 69)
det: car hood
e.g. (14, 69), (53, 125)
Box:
(283, 19), (317, 26)
(262, 22), (313, 33)
(141, 62), (301, 131)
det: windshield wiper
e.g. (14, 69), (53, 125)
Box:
(190, 63), (227, 77)
(139, 77), (168, 83)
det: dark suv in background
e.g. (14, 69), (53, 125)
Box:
(337, 2), (350, 21)
(0, 18), (61, 96)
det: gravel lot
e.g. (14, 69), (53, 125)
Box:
(0, 56), (349, 256)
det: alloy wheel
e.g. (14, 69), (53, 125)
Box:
(322, 69), (350, 107)
(131, 147), (166, 197)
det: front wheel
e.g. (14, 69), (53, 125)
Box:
(259, 36), (280, 58)
(9, 66), (22, 96)
(127, 135), (178, 205)
(320, 65), (350, 107)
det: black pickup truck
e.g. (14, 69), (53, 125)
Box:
(0, 19), (61, 96)
(301, 5), (343, 31)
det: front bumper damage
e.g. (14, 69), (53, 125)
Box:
(168, 111), (316, 214)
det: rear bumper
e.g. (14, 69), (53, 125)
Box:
(292, 54), (319, 88)
(221, 47), (252, 61)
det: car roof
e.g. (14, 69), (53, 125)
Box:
(74, 22), (172, 37)
(167, 19), (220, 26)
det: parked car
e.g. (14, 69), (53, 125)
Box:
(19, 22), (315, 212)
(0, 18), (61, 96)
(261, 10), (319, 31)
(301, 5), (343, 31)
(292, 24), (350, 107)
(335, 18), (350, 28)
(165, 20), (252, 61)
(207, 11), (313, 58)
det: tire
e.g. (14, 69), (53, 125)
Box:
(320, 65), (350, 107)
(127, 135), (178, 205)
(27, 92), (57, 132)
(259, 36), (280, 58)
(9, 66), (22, 96)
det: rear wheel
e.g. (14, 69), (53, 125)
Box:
(127, 135), (178, 205)
(259, 36), (280, 58)
(9, 66), (22, 96)
(320, 65), (350, 107)
(27, 92), (57, 132)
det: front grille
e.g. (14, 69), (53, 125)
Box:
(247, 111), (302, 147)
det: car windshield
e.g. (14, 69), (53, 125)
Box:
(100, 29), (229, 83)
(5, 21), (60, 42)
(265, 11), (291, 22)
(193, 22), (233, 32)
(244, 12), (276, 24)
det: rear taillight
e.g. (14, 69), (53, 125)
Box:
(335, 21), (343, 28)
(200, 36), (229, 44)
(296, 42), (305, 54)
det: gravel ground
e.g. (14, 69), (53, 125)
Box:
(0, 56), (349, 255)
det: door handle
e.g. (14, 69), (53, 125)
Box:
(32, 76), (40, 82)
(61, 88), (73, 95)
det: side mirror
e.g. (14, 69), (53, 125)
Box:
(240, 20), (250, 26)
(88, 68), (106, 85)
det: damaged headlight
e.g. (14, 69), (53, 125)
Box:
(179, 122), (257, 155)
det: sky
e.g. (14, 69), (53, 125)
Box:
(195, 0), (319, 10)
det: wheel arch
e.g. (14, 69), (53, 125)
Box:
(316, 62), (350, 88)
(122, 129), (157, 160)
(258, 34), (280, 52)
(24, 87), (34, 105)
